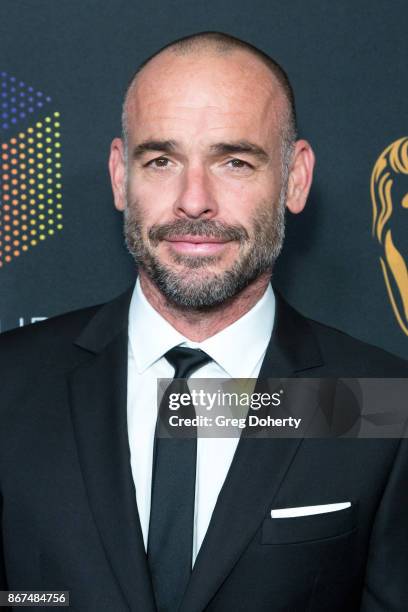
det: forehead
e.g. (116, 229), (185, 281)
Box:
(125, 49), (286, 148)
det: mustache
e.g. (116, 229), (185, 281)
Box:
(148, 219), (249, 245)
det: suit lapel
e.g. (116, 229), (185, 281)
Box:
(68, 286), (157, 612)
(180, 291), (324, 612)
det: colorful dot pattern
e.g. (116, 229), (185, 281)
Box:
(0, 112), (63, 267)
(1, 71), (52, 131)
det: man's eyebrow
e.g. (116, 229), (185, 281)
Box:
(131, 139), (270, 162)
(132, 140), (178, 159)
(209, 141), (269, 162)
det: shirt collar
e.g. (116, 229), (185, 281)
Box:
(128, 277), (275, 378)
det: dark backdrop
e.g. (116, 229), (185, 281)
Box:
(1, 0), (407, 359)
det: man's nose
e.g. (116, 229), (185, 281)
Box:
(174, 165), (218, 219)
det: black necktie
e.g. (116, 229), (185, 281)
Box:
(148, 347), (212, 612)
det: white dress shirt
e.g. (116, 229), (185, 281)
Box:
(127, 277), (275, 565)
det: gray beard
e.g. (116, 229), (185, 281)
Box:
(123, 193), (286, 311)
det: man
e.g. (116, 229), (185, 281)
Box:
(0, 32), (407, 612)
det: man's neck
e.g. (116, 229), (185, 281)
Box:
(138, 270), (272, 342)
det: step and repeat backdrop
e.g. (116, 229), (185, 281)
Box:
(0, 0), (407, 359)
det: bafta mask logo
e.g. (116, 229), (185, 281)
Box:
(371, 137), (408, 336)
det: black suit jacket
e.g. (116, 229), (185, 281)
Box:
(0, 285), (407, 611)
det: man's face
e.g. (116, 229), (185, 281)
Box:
(111, 49), (298, 309)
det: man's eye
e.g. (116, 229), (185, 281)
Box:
(145, 157), (170, 168)
(227, 158), (253, 169)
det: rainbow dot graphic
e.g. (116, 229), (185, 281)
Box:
(0, 71), (52, 130)
(1, 101), (63, 266)
(1, 72), (62, 266)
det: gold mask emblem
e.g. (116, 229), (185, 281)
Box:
(371, 137), (408, 335)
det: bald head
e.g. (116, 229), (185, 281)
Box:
(121, 32), (297, 167)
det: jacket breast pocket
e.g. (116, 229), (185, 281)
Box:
(261, 502), (358, 545)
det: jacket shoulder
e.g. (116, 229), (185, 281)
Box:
(306, 316), (408, 376)
(0, 302), (102, 370)
(0, 284), (134, 373)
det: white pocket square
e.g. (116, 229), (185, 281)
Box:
(271, 502), (351, 518)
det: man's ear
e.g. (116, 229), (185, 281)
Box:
(285, 139), (315, 215)
(109, 137), (127, 212)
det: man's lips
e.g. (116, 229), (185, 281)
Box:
(166, 235), (230, 244)
(163, 235), (233, 255)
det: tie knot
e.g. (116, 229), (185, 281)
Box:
(164, 346), (212, 379)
